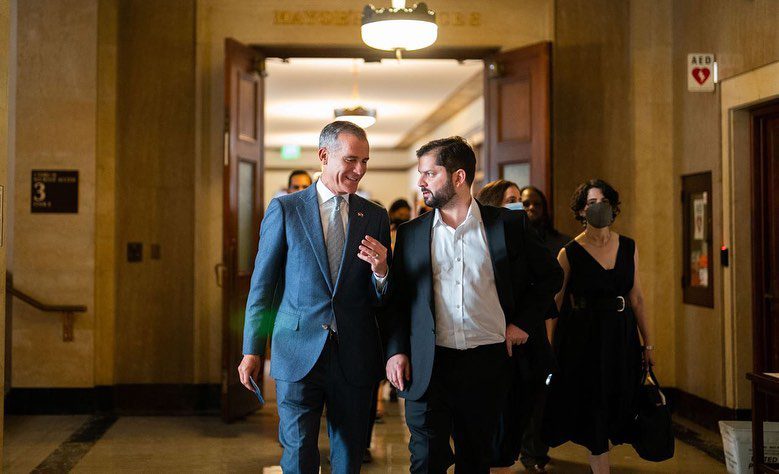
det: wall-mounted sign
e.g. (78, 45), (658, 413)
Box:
(687, 53), (716, 92)
(273, 10), (481, 27)
(31, 170), (79, 213)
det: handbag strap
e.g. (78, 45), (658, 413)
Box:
(642, 366), (667, 406)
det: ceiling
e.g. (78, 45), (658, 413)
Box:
(264, 57), (483, 154)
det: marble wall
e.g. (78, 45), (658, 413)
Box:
(1, 0), (12, 449)
(553, 0), (779, 408)
(672, 0), (779, 408)
(113, 0), (196, 383)
(12, 0), (97, 388)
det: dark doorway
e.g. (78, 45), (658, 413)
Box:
(751, 100), (779, 375)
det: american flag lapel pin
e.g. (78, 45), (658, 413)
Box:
(357, 211), (364, 217)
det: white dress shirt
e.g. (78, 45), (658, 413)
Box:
(431, 198), (506, 349)
(316, 180), (387, 286)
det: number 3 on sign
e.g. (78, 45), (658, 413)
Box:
(33, 182), (46, 202)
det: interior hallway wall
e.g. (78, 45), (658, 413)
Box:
(554, 0), (779, 410)
(12, 0), (97, 388)
(114, 0), (196, 383)
(1, 0), (12, 453)
(672, 0), (779, 409)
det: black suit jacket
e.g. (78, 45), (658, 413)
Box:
(384, 202), (563, 401)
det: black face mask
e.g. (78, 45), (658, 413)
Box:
(391, 218), (408, 227)
(585, 202), (614, 228)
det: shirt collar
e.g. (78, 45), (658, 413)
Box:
(432, 196), (482, 229)
(316, 179), (348, 207)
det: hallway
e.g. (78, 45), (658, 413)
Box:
(4, 400), (726, 473)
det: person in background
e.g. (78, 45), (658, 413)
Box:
(474, 179), (521, 208)
(476, 180), (562, 472)
(415, 196), (432, 216)
(287, 169), (312, 194)
(543, 179), (654, 474)
(388, 199), (412, 249)
(520, 186), (570, 258)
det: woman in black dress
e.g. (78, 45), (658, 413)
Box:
(544, 179), (655, 474)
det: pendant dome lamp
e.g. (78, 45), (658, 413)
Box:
(334, 60), (377, 128)
(361, 1), (438, 59)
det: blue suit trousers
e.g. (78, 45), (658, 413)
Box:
(276, 335), (373, 474)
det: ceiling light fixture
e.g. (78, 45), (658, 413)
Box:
(361, 1), (438, 60)
(334, 106), (377, 129)
(334, 60), (377, 128)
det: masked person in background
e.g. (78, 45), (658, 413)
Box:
(543, 179), (655, 474)
(476, 180), (564, 472)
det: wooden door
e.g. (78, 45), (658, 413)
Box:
(752, 102), (779, 376)
(222, 38), (265, 422)
(483, 42), (551, 196)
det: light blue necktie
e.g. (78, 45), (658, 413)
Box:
(326, 195), (345, 286)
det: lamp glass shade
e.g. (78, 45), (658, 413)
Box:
(334, 106), (377, 128)
(361, 19), (438, 51)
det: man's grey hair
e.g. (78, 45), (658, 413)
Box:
(318, 121), (368, 151)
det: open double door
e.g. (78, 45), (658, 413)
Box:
(221, 38), (551, 422)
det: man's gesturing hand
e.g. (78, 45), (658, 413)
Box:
(238, 354), (262, 392)
(505, 324), (530, 357)
(386, 354), (410, 391)
(358, 235), (388, 278)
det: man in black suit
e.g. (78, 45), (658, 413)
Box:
(385, 136), (563, 473)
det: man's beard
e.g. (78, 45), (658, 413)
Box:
(422, 177), (456, 209)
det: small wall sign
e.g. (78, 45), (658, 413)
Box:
(31, 170), (79, 213)
(688, 53), (716, 92)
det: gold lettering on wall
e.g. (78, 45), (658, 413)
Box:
(273, 10), (481, 27)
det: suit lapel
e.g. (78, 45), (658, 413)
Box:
(296, 185), (334, 293)
(335, 195), (368, 293)
(418, 212), (436, 321)
(481, 204), (513, 318)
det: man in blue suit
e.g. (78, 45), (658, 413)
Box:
(238, 121), (391, 473)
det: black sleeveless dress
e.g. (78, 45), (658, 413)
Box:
(543, 235), (642, 455)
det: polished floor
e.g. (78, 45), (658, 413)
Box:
(4, 398), (727, 473)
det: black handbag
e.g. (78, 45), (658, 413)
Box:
(631, 366), (675, 462)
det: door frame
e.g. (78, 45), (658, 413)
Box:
(719, 61), (779, 409)
(750, 100), (779, 374)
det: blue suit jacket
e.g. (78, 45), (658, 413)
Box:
(243, 183), (391, 386)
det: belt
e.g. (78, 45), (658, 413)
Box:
(572, 295), (629, 312)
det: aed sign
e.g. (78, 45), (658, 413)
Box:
(31, 170), (79, 213)
(688, 53), (716, 92)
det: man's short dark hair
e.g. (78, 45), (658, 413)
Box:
(389, 199), (411, 214)
(287, 169), (312, 189)
(319, 121), (368, 151)
(415, 136), (476, 185)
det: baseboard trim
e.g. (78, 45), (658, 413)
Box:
(666, 387), (751, 432)
(4, 384), (221, 415)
